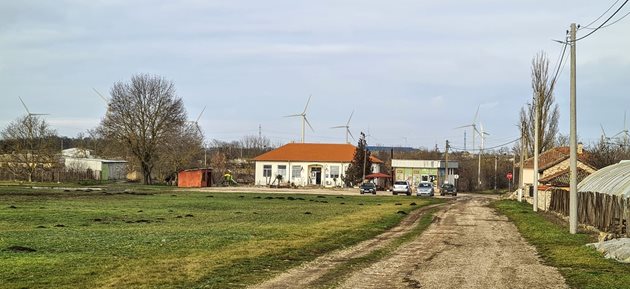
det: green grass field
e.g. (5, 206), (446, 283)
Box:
(492, 200), (630, 289)
(0, 186), (440, 288)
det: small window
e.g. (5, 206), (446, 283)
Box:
(330, 166), (340, 178)
(292, 165), (301, 178)
(263, 165), (272, 177)
(278, 165), (287, 179)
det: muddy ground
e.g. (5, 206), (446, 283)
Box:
(250, 194), (568, 289)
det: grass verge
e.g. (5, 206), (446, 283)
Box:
(492, 199), (630, 289)
(1, 187), (442, 289)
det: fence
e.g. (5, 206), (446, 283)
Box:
(549, 189), (629, 237)
(0, 168), (98, 183)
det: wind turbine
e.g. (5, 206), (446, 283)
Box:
(190, 106), (206, 135)
(600, 124), (610, 143)
(285, 95), (314, 143)
(18, 96), (49, 118)
(611, 111), (629, 148)
(92, 87), (110, 105)
(477, 122), (490, 186)
(454, 105), (480, 153)
(331, 110), (355, 144)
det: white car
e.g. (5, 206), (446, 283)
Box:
(392, 181), (412, 195)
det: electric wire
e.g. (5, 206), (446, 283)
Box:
(574, 0), (629, 42)
(550, 39), (568, 89)
(582, 10), (630, 29)
(580, 0), (621, 29)
(450, 137), (521, 152)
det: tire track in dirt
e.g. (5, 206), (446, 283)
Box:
(249, 202), (445, 289)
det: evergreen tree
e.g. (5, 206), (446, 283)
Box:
(344, 132), (372, 186)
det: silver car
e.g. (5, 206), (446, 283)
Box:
(416, 182), (434, 197)
(392, 181), (412, 195)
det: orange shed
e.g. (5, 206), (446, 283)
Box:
(177, 168), (213, 188)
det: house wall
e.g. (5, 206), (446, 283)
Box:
(104, 162), (127, 180)
(391, 160), (458, 187)
(541, 159), (596, 179)
(255, 161), (357, 187)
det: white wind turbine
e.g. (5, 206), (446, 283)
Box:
(611, 111), (629, 149)
(285, 95), (314, 143)
(455, 105), (480, 153)
(18, 96), (49, 118)
(92, 87), (110, 106)
(600, 124), (610, 143)
(189, 106), (206, 135)
(331, 110), (355, 144)
(477, 122), (490, 186)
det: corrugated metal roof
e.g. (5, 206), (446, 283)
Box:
(578, 161), (630, 198)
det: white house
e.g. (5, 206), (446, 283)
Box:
(253, 143), (382, 187)
(62, 148), (127, 180)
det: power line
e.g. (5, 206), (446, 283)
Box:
(582, 10), (630, 30)
(580, 0), (621, 29)
(450, 137), (521, 152)
(550, 38), (568, 90)
(574, 0), (629, 42)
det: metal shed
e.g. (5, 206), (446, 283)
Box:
(178, 168), (213, 188)
(578, 160), (630, 198)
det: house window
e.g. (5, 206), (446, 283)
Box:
(292, 165), (301, 178)
(263, 165), (272, 177)
(278, 165), (287, 179)
(330, 166), (340, 178)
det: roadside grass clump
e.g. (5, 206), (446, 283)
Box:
(1, 187), (442, 289)
(492, 200), (630, 289)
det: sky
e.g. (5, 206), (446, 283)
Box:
(1, 0), (629, 151)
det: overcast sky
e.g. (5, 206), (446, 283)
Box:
(1, 1), (629, 151)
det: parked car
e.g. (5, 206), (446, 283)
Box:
(392, 180), (412, 195)
(440, 183), (457, 196)
(359, 182), (377, 194)
(417, 182), (434, 197)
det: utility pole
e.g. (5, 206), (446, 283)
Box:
(569, 23), (578, 234)
(518, 125), (525, 202)
(494, 155), (498, 191)
(533, 85), (540, 212)
(445, 140), (450, 185)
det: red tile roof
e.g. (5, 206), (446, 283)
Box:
(520, 146), (594, 171)
(253, 143), (383, 163)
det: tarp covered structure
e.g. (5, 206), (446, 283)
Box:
(578, 160), (630, 198)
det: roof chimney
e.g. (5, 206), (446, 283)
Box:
(577, 142), (583, 154)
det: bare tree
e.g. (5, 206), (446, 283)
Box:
(519, 52), (560, 155)
(154, 123), (204, 182)
(588, 139), (630, 169)
(0, 115), (58, 182)
(98, 74), (187, 184)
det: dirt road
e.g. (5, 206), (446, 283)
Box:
(251, 194), (568, 289)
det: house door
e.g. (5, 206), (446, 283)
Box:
(311, 167), (322, 185)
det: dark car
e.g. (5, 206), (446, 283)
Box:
(359, 182), (377, 194)
(440, 183), (457, 196)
